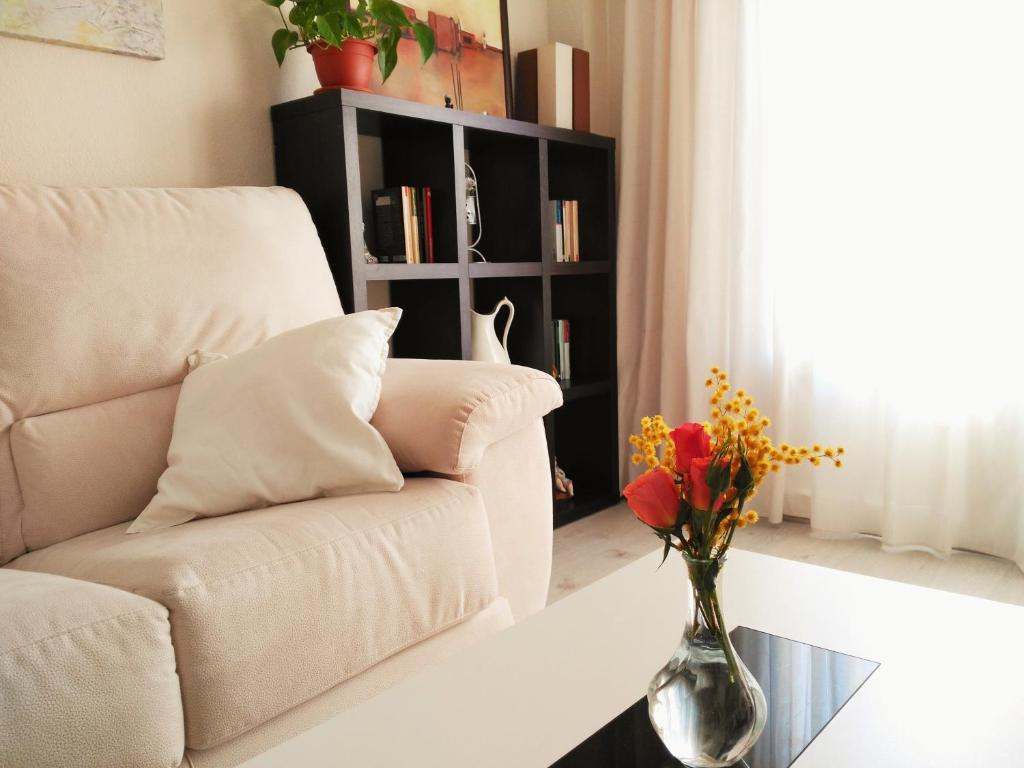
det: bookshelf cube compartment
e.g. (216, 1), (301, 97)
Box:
(547, 141), (612, 263)
(464, 128), (542, 263)
(553, 393), (620, 523)
(273, 90), (618, 528)
(384, 278), (462, 360)
(551, 273), (613, 386)
(357, 111), (458, 264)
(471, 276), (545, 372)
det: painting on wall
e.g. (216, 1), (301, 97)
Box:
(0, 0), (165, 60)
(374, 1), (511, 118)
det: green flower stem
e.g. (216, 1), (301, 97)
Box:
(708, 588), (740, 685)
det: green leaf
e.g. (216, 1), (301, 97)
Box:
(271, 28), (299, 66)
(371, 0), (412, 28)
(692, 508), (712, 541)
(705, 458), (731, 501)
(378, 25), (400, 81)
(341, 13), (363, 39)
(412, 21), (434, 63)
(316, 13), (343, 46)
(262, 0), (285, 7)
(658, 537), (672, 569)
(288, 4), (306, 25)
(734, 452), (754, 498)
(320, 0), (348, 15)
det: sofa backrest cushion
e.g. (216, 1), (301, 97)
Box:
(0, 186), (343, 563)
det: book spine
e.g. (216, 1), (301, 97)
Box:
(400, 187), (412, 264)
(416, 188), (427, 264)
(536, 43), (573, 129)
(409, 187), (420, 264)
(566, 201), (572, 262)
(565, 319), (573, 382)
(553, 320), (562, 380)
(572, 48), (591, 132)
(553, 201), (563, 262)
(561, 201), (569, 261)
(514, 48), (539, 123)
(424, 187), (434, 263)
(562, 319), (571, 382)
(417, 187), (424, 264)
(571, 201), (579, 262)
(564, 201), (571, 262)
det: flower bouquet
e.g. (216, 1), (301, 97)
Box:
(624, 368), (842, 767)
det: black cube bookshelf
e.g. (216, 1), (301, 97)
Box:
(271, 89), (619, 528)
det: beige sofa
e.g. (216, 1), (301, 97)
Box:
(0, 186), (562, 768)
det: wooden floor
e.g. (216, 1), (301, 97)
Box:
(550, 501), (1024, 607)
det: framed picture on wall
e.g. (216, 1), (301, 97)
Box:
(372, 1), (513, 118)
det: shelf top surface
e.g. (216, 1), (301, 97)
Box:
(272, 89), (615, 150)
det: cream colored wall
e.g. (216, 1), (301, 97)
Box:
(0, 0), (281, 187)
(0, 0), (559, 188)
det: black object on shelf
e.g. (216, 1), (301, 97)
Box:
(271, 88), (619, 528)
(370, 187), (405, 263)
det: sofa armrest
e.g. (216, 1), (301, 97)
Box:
(373, 359), (563, 475)
(0, 568), (184, 768)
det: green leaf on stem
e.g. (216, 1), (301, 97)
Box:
(412, 21), (435, 62)
(658, 536), (672, 569)
(316, 13), (343, 46)
(272, 28), (299, 66)
(378, 25), (400, 81)
(734, 451), (754, 501)
(320, 0), (348, 13)
(288, 3), (312, 27)
(341, 13), (363, 39)
(262, 0), (285, 7)
(371, 0), (412, 28)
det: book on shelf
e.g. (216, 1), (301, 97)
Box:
(552, 318), (571, 384)
(550, 200), (580, 262)
(371, 186), (435, 264)
(515, 43), (592, 132)
(423, 187), (434, 263)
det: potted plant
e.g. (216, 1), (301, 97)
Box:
(263, 0), (435, 93)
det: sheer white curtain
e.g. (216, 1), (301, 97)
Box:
(759, 0), (1024, 570)
(618, 0), (1024, 570)
(617, 0), (770, 482)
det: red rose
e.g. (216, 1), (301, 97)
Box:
(624, 469), (680, 529)
(670, 422), (711, 474)
(688, 455), (726, 512)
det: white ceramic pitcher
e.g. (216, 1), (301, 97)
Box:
(471, 297), (514, 364)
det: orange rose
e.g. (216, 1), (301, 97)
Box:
(670, 422), (711, 474)
(624, 469), (680, 529)
(689, 455), (727, 512)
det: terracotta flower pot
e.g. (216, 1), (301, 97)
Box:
(308, 39), (377, 94)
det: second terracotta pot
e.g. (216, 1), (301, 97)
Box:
(308, 39), (377, 94)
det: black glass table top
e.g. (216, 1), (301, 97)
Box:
(551, 626), (879, 768)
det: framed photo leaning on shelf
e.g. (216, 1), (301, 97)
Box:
(369, 1), (512, 117)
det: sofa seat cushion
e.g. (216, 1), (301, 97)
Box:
(0, 568), (184, 768)
(8, 478), (499, 750)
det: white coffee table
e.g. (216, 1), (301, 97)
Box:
(242, 548), (1024, 767)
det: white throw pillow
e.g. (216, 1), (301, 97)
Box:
(128, 309), (404, 533)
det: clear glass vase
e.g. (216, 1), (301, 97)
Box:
(647, 555), (767, 767)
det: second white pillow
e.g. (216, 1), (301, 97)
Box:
(128, 308), (404, 533)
